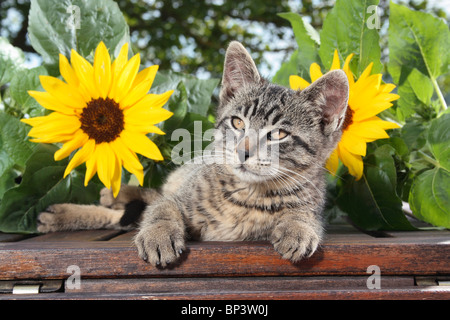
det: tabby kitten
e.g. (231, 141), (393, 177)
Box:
(37, 41), (349, 267)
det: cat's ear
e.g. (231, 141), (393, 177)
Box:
(220, 41), (261, 103)
(301, 70), (349, 135)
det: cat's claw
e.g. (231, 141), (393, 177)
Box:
(134, 222), (186, 268)
(271, 221), (321, 262)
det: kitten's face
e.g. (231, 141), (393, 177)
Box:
(214, 41), (349, 185)
(214, 83), (324, 183)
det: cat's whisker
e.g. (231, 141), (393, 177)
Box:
(274, 166), (323, 196)
(169, 150), (230, 166)
(309, 161), (346, 181)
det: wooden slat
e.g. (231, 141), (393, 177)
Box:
(108, 231), (137, 242)
(1, 284), (448, 300)
(66, 276), (415, 294)
(2, 276), (448, 300)
(386, 230), (450, 243)
(20, 230), (124, 242)
(0, 236), (448, 280)
(0, 232), (38, 242)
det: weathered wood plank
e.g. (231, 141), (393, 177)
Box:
(0, 238), (448, 280)
(20, 230), (124, 242)
(108, 231), (137, 242)
(0, 233), (35, 242)
(1, 276), (448, 300)
(64, 276), (415, 294)
(1, 286), (448, 300)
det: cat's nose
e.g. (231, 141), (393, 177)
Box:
(237, 148), (250, 163)
(236, 136), (254, 163)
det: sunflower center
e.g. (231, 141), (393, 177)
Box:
(80, 98), (124, 144)
(342, 105), (354, 131)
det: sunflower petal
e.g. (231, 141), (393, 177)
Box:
(124, 90), (174, 115)
(352, 101), (395, 122)
(26, 113), (80, 138)
(93, 41), (112, 99)
(70, 49), (98, 99)
(84, 147), (98, 186)
(29, 134), (74, 144)
(125, 107), (173, 126)
(54, 130), (89, 161)
(380, 83), (396, 94)
(95, 143), (115, 189)
(338, 143), (363, 180)
(325, 148), (339, 175)
(120, 65), (160, 109)
(330, 50), (340, 70)
(111, 156), (122, 198)
(121, 130), (163, 161)
(39, 76), (86, 109)
(289, 75), (310, 90)
(310, 63), (323, 82)
(349, 74), (383, 109)
(112, 54), (141, 103)
(59, 54), (79, 87)
(124, 122), (166, 135)
(64, 139), (95, 178)
(110, 138), (144, 186)
(340, 132), (367, 156)
(348, 123), (390, 142)
(357, 62), (373, 82)
(109, 43), (129, 99)
(27, 91), (76, 115)
(120, 78), (154, 110)
(133, 65), (158, 88)
(342, 53), (355, 86)
(112, 43), (129, 76)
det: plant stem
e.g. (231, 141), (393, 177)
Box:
(432, 77), (448, 113)
(418, 150), (440, 168)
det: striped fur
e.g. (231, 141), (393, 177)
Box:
(37, 41), (349, 267)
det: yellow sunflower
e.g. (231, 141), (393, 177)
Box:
(22, 42), (174, 197)
(290, 50), (400, 180)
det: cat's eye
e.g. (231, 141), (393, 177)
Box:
(231, 117), (245, 131)
(268, 129), (289, 141)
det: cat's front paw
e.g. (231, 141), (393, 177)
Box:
(134, 222), (186, 268)
(271, 221), (322, 263)
(36, 204), (71, 233)
(99, 185), (141, 210)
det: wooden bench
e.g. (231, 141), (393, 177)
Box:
(0, 224), (449, 300)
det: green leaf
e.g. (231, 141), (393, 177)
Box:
(163, 81), (188, 132)
(390, 66), (434, 120)
(275, 12), (320, 84)
(151, 71), (219, 117)
(427, 113), (450, 171)
(9, 66), (48, 116)
(272, 50), (302, 87)
(0, 37), (25, 86)
(409, 169), (450, 228)
(0, 112), (37, 199)
(319, 0), (382, 76)
(338, 145), (416, 231)
(401, 120), (427, 152)
(388, 2), (450, 116)
(0, 144), (102, 234)
(28, 0), (130, 72)
(409, 114), (450, 228)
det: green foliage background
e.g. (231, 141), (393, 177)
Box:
(0, 0), (449, 233)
